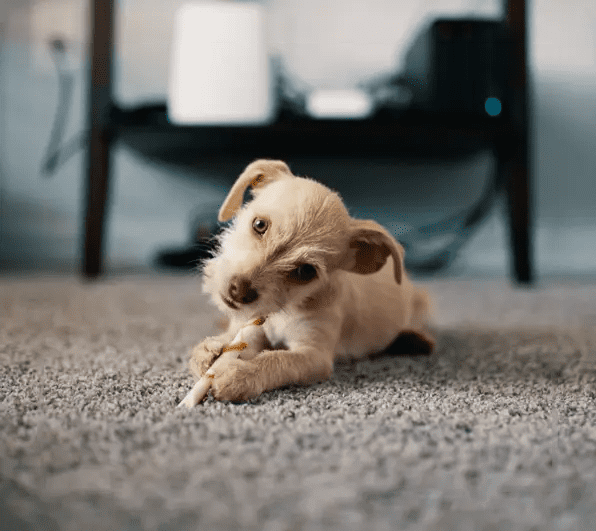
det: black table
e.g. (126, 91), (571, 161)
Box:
(84, 0), (532, 283)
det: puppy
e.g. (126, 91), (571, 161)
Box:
(190, 159), (433, 402)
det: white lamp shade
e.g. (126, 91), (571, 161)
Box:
(168, 2), (275, 125)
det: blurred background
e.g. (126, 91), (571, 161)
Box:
(0, 0), (595, 280)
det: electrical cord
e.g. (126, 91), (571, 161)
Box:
(40, 37), (87, 177)
(400, 149), (503, 271)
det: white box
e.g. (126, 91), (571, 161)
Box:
(168, 2), (275, 125)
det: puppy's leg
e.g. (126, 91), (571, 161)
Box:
(382, 330), (435, 356)
(209, 348), (334, 402)
(188, 329), (239, 380)
(379, 286), (435, 357)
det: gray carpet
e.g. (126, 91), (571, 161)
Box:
(1, 275), (596, 531)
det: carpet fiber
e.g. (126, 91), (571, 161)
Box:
(1, 276), (596, 530)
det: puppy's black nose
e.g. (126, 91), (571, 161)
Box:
(228, 276), (259, 304)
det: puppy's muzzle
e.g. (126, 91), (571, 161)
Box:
(226, 276), (259, 306)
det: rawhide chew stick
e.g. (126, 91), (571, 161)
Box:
(178, 316), (267, 408)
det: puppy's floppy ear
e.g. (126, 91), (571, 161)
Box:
(340, 219), (404, 285)
(218, 159), (294, 221)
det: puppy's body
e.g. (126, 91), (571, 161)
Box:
(333, 264), (426, 358)
(191, 160), (433, 402)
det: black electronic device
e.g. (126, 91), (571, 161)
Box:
(402, 18), (510, 117)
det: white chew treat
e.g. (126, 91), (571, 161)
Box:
(178, 376), (212, 408)
(178, 317), (267, 408)
(233, 320), (268, 360)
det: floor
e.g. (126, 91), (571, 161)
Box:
(1, 275), (596, 531)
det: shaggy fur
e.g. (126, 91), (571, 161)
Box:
(190, 160), (433, 402)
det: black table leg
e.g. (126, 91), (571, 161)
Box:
(506, 0), (533, 284)
(506, 148), (533, 284)
(83, 0), (115, 279)
(83, 126), (112, 278)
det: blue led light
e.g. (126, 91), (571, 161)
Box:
(485, 97), (502, 116)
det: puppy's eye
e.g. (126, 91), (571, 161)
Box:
(252, 218), (269, 235)
(288, 264), (317, 283)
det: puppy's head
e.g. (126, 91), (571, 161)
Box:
(202, 159), (404, 319)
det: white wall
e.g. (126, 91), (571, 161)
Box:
(1, 0), (595, 275)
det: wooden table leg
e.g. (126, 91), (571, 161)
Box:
(83, 126), (112, 278)
(506, 148), (533, 284)
(83, 0), (115, 279)
(506, 0), (533, 284)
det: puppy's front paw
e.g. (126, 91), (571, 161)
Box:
(210, 358), (262, 402)
(188, 338), (225, 379)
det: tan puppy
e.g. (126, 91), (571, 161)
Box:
(190, 159), (433, 402)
